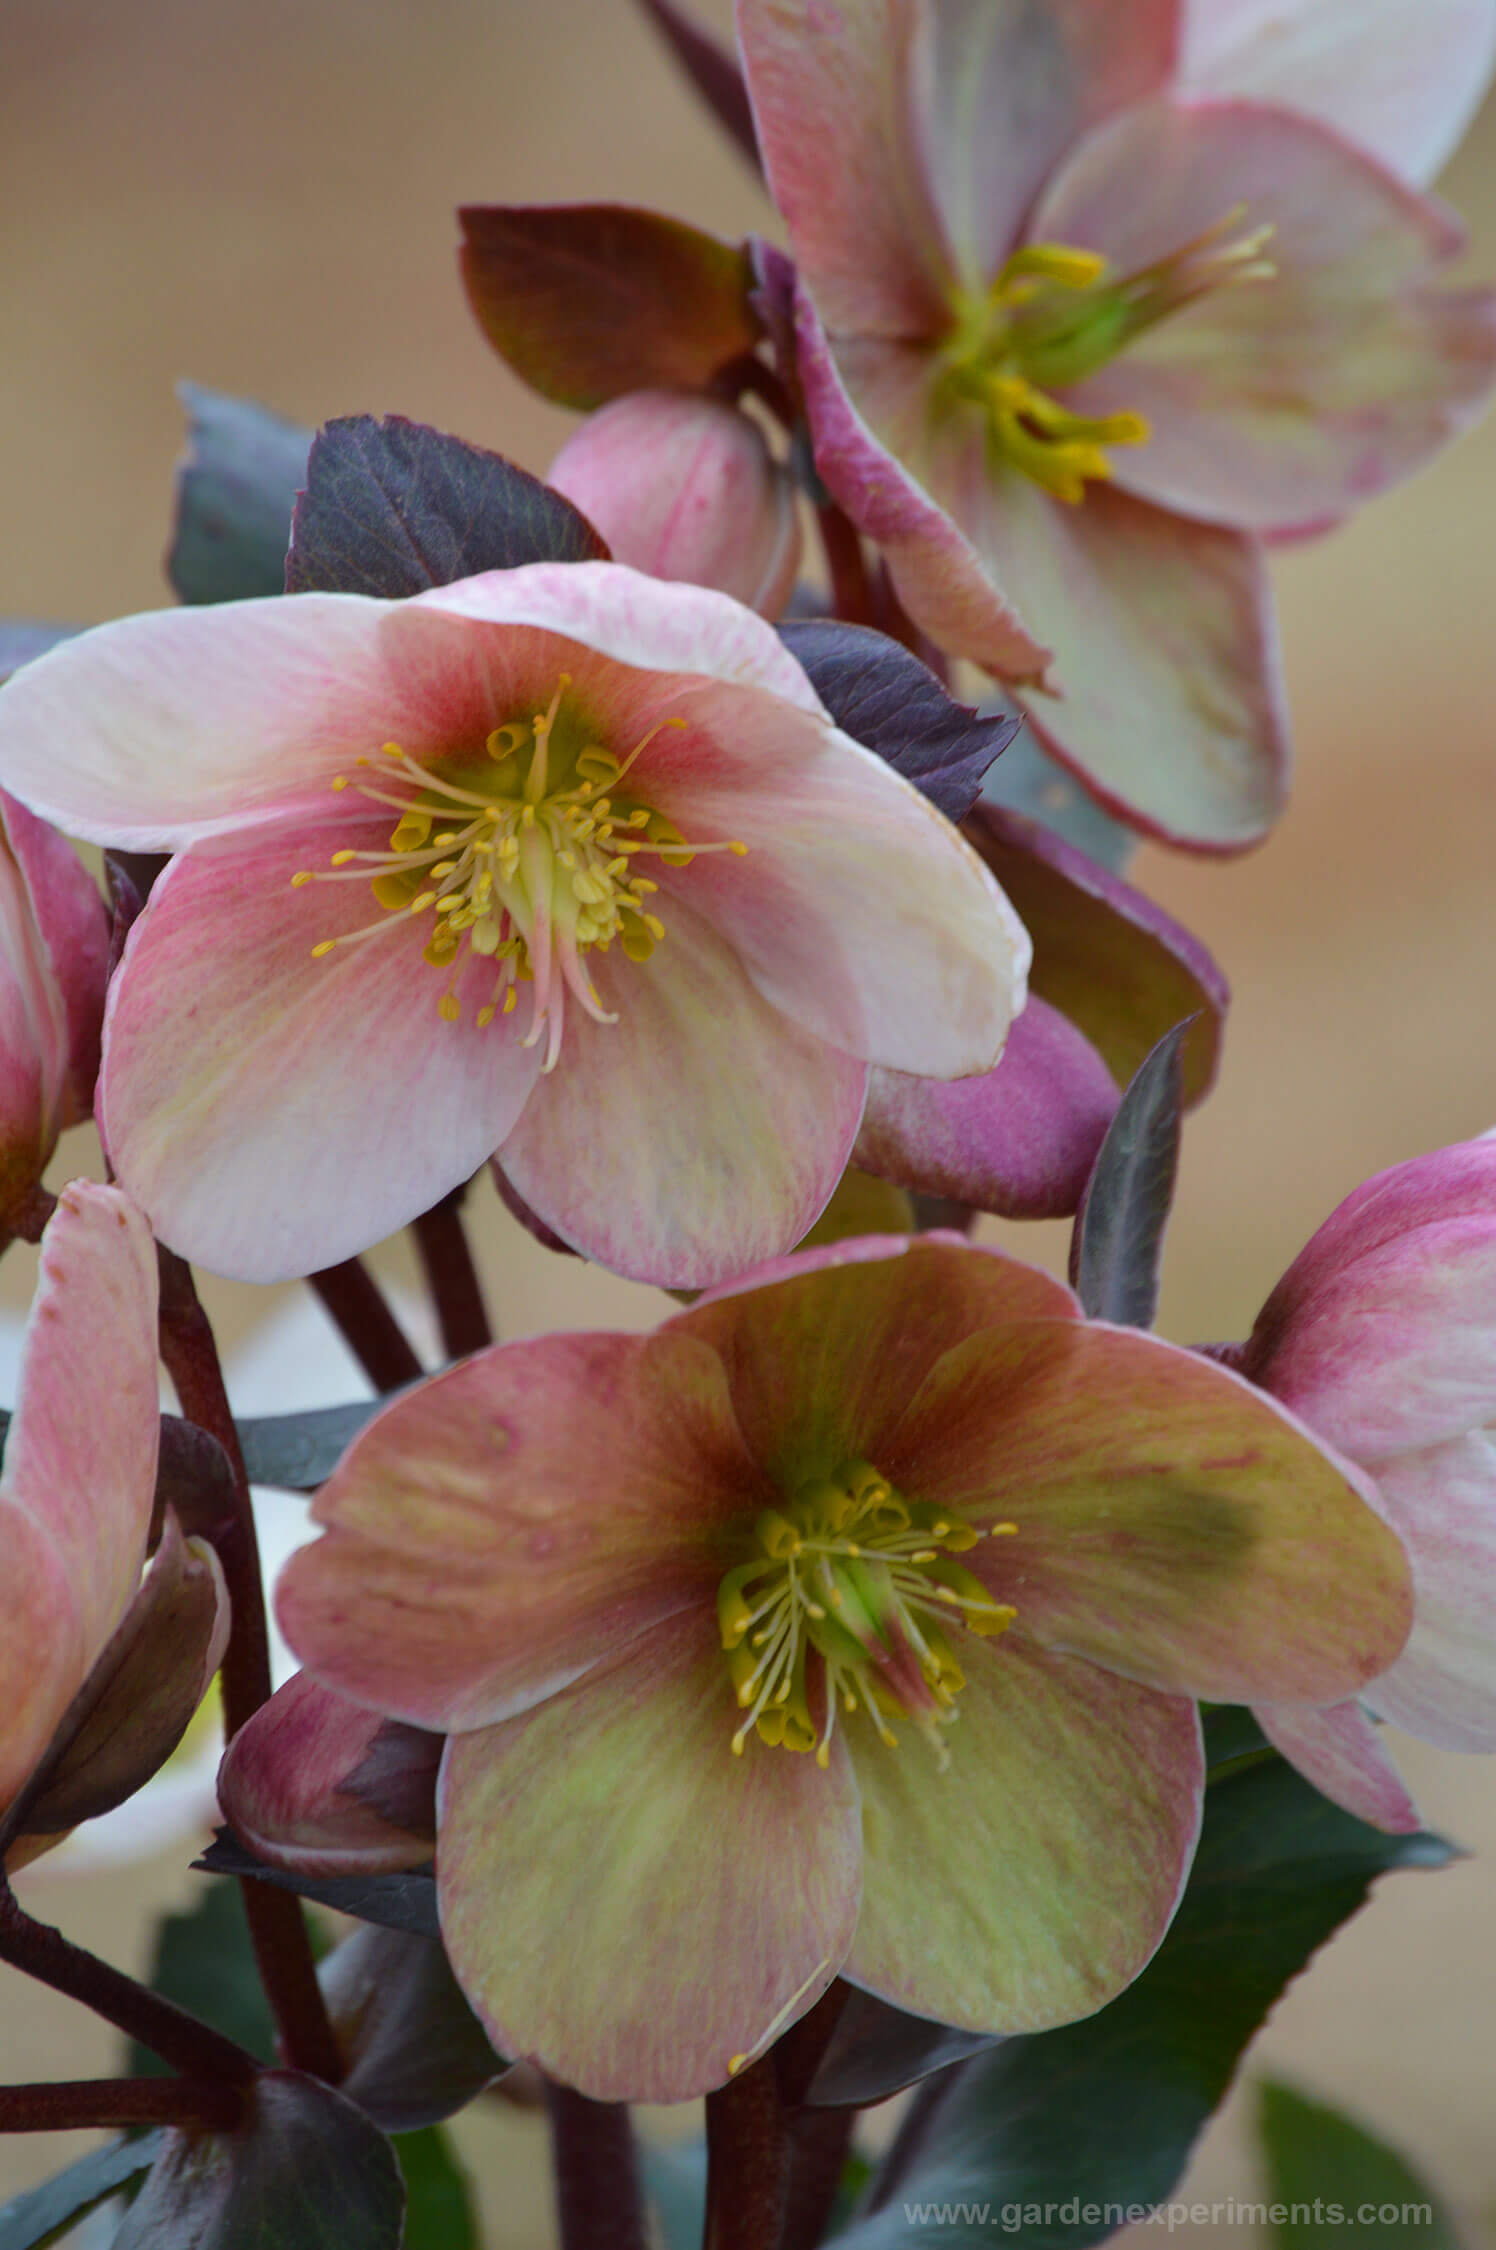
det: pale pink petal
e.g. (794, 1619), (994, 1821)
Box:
(735, 0), (953, 335)
(937, 448), (1289, 847)
(793, 292), (1051, 682)
(881, 1319), (1411, 1703)
(906, 0), (1181, 285)
(0, 1184), (158, 1808)
(848, 1634), (1201, 2030)
(436, 1608), (861, 2102)
(278, 1328), (761, 1731)
(1362, 1433), (1496, 1750)
(99, 825), (542, 1283)
(3, 793), (109, 1126)
(497, 893), (867, 1288)
(1252, 1699), (1420, 1831)
(675, 1234), (1078, 1484)
(1241, 1140), (1496, 1458)
(218, 1674), (441, 1875)
(650, 723), (1030, 1078)
(1036, 99), (1496, 532)
(854, 999), (1117, 1217)
(1180, 0), (1496, 187)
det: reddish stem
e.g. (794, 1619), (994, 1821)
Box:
(782, 2107), (857, 2250)
(309, 1258), (423, 1391)
(0, 2075), (245, 2134)
(703, 2056), (792, 2250)
(156, 1250), (342, 2086)
(816, 503), (875, 628)
(543, 2080), (648, 2250)
(5, 1185), (57, 1247)
(412, 1190), (493, 1360)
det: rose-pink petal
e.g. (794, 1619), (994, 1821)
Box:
(99, 825), (543, 1283)
(218, 1673), (441, 1875)
(3, 792), (109, 1126)
(436, 1607), (861, 2102)
(1252, 1699), (1420, 1832)
(278, 1328), (763, 1732)
(1362, 1433), (1496, 1750)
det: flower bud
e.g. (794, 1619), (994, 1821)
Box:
(549, 390), (801, 617)
(218, 1671), (441, 1874)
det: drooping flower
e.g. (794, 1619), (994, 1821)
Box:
(0, 790), (109, 1233)
(736, 0), (1496, 846)
(1235, 1137), (1496, 1825)
(548, 390), (801, 616)
(276, 1233), (1409, 2101)
(0, 562), (1027, 1286)
(0, 1182), (228, 1869)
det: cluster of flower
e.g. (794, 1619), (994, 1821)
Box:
(1, 0), (1494, 2232)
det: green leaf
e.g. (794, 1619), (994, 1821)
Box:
(842, 1757), (1452, 2250)
(127, 1877), (277, 2079)
(391, 2126), (479, 2250)
(1258, 2080), (1464, 2249)
(1069, 1019), (1191, 1327)
(167, 384), (310, 605)
(236, 1397), (387, 1490)
(0, 2133), (164, 2250)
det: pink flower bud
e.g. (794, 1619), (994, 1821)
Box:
(218, 1671), (441, 1874)
(549, 391), (801, 617)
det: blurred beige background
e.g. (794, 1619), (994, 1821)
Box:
(2, 0), (1495, 2241)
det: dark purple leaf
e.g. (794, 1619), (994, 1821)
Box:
(284, 414), (608, 600)
(633, 0), (762, 171)
(1068, 1020), (1193, 1328)
(167, 384), (311, 605)
(321, 1925), (507, 2132)
(196, 1829), (440, 1938)
(779, 619), (1020, 822)
(235, 1396), (387, 1490)
(113, 2072), (404, 2250)
(803, 1988), (1000, 2110)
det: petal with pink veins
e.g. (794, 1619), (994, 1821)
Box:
(497, 892), (868, 1288)
(3, 792), (109, 1126)
(847, 1631), (1202, 2031)
(1362, 1431), (1496, 1750)
(99, 825), (543, 1283)
(278, 1328), (762, 1732)
(880, 1319), (1411, 1703)
(1179, 0), (1496, 188)
(1036, 98), (1496, 533)
(1252, 1700), (1420, 1832)
(676, 1235), (1077, 1485)
(854, 999), (1117, 1218)
(0, 1183), (158, 1812)
(436, 1607), (861, 2103)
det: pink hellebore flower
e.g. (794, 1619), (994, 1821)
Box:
(0, 1183), (226, 1866)
(0, 791), (109, 1230)
(737, 0), (1496, 846)
(0, 563), (1027, 1286)
(1238, 1137), (1496, 1827)
(277, 1234), (1409, 2102)
(548, 390), (802, 617)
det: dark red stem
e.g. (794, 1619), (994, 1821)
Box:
(724, 352), (797, 432)
(0, 2075), (245, 2134)
(308, 1258), (423, 1391)
(782, 2107), (857, 2250)
(816, 503), (875, 628)
(543, 2079), (648, 2250)
(703, 2056), (792, 2250)
(156, 1251), (342, 2086)
(0, 1883), (256, 2091)
(5, 1185), (57, 1247)
(412, 1189), (493, 1359)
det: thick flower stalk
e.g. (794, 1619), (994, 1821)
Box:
(1236, 1136), (1496, 1826)
(0, 562), (1028, 1286)
(273, 1234), (1410, 2101)
(737, 0), (1496, 846)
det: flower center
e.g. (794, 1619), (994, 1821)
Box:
(716, 1460), (1017, 1771)
(292, 676), (746, 1069)
(938, 212), (1275, 503)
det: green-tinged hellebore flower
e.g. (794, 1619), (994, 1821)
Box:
(276, 1235), (1409, 2102)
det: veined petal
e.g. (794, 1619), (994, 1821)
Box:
(882, 1320), (1412, 1703)
(936, 447), (1289, 847)
(99, 826), (542, 1283)
(847, 1632), (1202, 2031)
(655, 720), (1030, 1079)
(906, 0), (1181, 287)
(4, 792), (109, 1127)
(1362, 1433), (1496, 1750)
(1252, 1700), (1420, 1832)
(1037, 98), (1496, 532)
(278, 1329), (762, 1732)
(736, 0), (953, 336)
(676, 1235), (1077, 1485)
(497, 893), (867, 1289)
(1179, 0), (1496, 188)
(436, 1608), (861, 2103)
(855, 999), (1117, 1218)
(0, 1184), (158, 1810)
